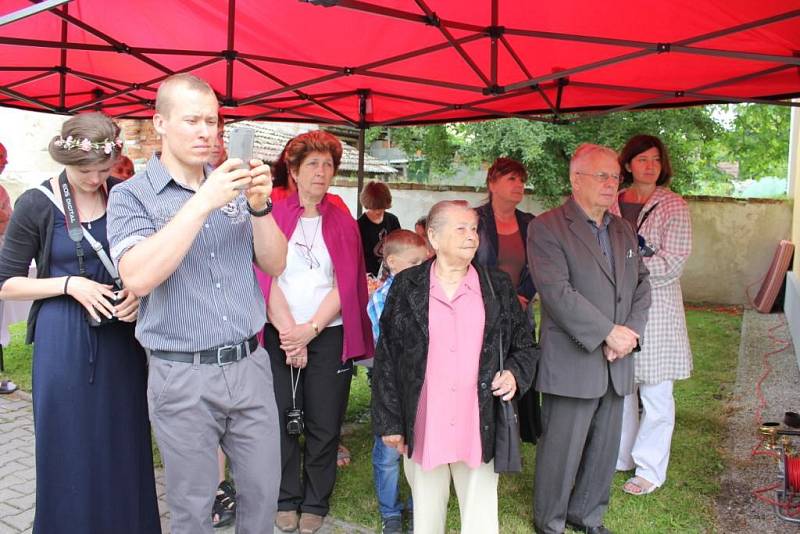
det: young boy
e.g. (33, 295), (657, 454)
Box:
(367, 229), (429, 534)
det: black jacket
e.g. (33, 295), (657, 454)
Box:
(371, 259), (538, 463)
(475, 202), (536, 300)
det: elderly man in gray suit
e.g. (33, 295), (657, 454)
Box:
(528, 144), (651, 534)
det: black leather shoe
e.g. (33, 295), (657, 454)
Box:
(566, 522), (612, 534)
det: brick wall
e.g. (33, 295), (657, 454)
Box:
(117, 119), (160, 164)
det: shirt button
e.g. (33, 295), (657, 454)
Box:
(450, 346), (456, 352)
(210, 252), (215, 259)
(205, 223), (210, 228)
(216, 283), (221, 289)
(450, 419), (456, 426)
(222, 315), (228, 321)
(451, 385), (456, 392)
(480, 382), (487, 390)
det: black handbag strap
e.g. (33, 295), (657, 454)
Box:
(637, 202), (659, 231)
(483, 269), (504, 372)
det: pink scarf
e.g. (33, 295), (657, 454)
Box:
(255, 193), (374, 361)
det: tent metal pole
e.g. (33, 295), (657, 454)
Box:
(4, 70), (55, 90)
(356, 90), (368, 218)
(238, 58), (359, 126)
(0, 36), (115, 52)
(576, 64), (794, 119)
(225, 0), (236, 103)
(671, 45), (800, 66)
(58, 3), (68, 111)
(245, 90), (356, 105)
(68, 56), (223, 113)
(253, 92), (354, 113)
(490, 0), (498, 87)
(0, 85), (59, 112)
(43, 9), (174, 75)
(413, 0), (490, 86)
(498, 35), (559, 115)
(239, 32), (484, 104)
(303, 0), (485, 32)
(240, 72), (344, 105)
(0, 0), (71, 27)
(356, 70), (484, 93)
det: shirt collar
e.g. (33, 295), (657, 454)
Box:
(571, 196), (611, 230)
(380, 274), (395, 292)
(145, 153), (211, 194)
(429, 263), (481, 296)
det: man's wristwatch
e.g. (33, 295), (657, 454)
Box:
(247, 197), (273, 217)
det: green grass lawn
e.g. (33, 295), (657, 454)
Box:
(1, 321), (32, 391)
(0, 309), (741, 533)
(331, 309), (742, 534)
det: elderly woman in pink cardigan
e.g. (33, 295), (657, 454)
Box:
(255, 130), (373, 534)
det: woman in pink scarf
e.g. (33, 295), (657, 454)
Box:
(255, 130), (373, 534)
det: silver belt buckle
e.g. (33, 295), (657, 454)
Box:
(216, 344), (241, 366)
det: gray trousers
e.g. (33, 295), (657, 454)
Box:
(533, 386), (624, 534)
(147, 345), (280, 534)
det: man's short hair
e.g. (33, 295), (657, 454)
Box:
(569, 143), (618, 175)
(155, 73), (216, 117)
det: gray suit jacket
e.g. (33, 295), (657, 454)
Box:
(527, 197), (651, 399)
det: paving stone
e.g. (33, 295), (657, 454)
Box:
(0, 464), (24, 481)
(0, 505), (20, 520)
(7, 479), (34, 498)
(0, 451), (27, 469)
(1, 508), (34, 531)
(0, 395), (374, 534)
(0, 489), (22, 503)
(4, 494), (34, 513)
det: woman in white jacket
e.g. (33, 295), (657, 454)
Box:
(612, 134), (693, 495)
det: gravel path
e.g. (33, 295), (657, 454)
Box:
(715, 310), (800, 532)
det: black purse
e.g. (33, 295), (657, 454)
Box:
(485, 272), (523, 474)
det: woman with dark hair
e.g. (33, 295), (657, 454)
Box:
(256, 130), (373, 534)
(612, 134), (693, 496)
(475, 157), (541, 444)
(358, 180), (401, 277)
(0, 113), (160, 533)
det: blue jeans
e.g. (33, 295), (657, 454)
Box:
(372, 435), (412, 519)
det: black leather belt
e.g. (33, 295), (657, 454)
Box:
(149, 335), (258, 366)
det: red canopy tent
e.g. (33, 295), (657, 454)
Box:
(1, 0), (799, 126)
(2, 0), (799, 210)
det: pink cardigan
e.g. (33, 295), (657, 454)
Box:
(255, 192), (374, 362)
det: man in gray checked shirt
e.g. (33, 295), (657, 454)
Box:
(107, 73), (287, 534)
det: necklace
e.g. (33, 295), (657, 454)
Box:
(298, 216), (322, 269)
(80, 193), (104, 230)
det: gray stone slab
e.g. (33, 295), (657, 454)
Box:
(1, 508), (34, 531)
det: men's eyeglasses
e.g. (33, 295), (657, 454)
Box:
(574, 171), (621, 183)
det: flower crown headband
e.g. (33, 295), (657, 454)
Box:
(54, 135), (123, 155)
